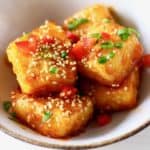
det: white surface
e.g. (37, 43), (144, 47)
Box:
(1, 126), (150, 150)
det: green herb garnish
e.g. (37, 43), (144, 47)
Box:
(108, 51), (115, 58)
(90, 33), (101, 40)
(117, 28), (131, 41)
(101, 41), (114, 49)
(42, 111), (52, 122)
(49, 67), (58, 74)
(128, 27), (140, 38)
(102, 18), (110, 23)
(98, 51), (116, 64)
(68, 18), (89, 30)
(98, 56), (108, 64)
(114, 42), (123, 48)
(61, 51), (67, 59)
(117, 27), (140, 41)
(3, 101), (11, 112)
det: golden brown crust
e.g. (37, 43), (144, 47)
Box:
(7, 22), (77, 95)
(64, 4), (143, 86)
(79, 67), (139, 112)
(11, 91), (93, 138)
(64, 4), (115, 36)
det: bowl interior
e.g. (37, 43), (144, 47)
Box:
(0, 0), (150, 148)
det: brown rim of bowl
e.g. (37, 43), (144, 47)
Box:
(0, 120), (150, 149)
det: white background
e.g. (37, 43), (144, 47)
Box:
(1, 126), (150, 150)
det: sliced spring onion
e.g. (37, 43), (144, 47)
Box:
(128, 27), (140, 38)
(108, 51), (115, 58)
(102, 18), (110, 23)
(49, 67), (58, 74)
(98, 51), (116, 64)
(117, 28), (130, 41)
(3, 101), (11, 112)
(68, 18), (89, 30)
(117, 27), (140, 40)
(114, 42), (123, 48)
(61, 51), (67, 59)
(42, 111), (52, 122)
(101, 41), (114, 49)
(98, 56), (107, 64)
(89, 33), (101, 40)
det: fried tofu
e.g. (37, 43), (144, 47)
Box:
(73, 21), (142, 86)
(79, 67), (139, 112)
(7, 21), (77, 94)
(64, 4), (143, 86)
(11, 91), (93, 138)
(64, 4), (114, 36)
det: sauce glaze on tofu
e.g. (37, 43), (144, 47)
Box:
(7, 22), (77, 95)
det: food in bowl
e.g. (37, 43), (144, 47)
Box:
(4, 4), (149, 138)
(7, 22), (77, 95)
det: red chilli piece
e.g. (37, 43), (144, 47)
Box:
(101, 32), (111, 40)
(16, 35), (38, 54)
(142, 54), (150, 67)
(70, 37), (96, 60)
(41, 36), (55, 45)
(97, 114), (111, 127)
(60, 86), (78, 98)
(70, 42), (87, 60)
(66, 31), (80, 43)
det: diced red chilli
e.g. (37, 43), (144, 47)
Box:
(142, 54), (150, 67)
(70, 42), (87, 60)
(101, 32), (111, 40)
(66, 31), (80, 43)
(60, 85), (77, 98)
(41, 36), (55, 44)
(97, 114), (111, 126)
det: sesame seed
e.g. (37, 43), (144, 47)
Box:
(52, 81), (58, 85)
(48, 124), (51, 127)
(124, 86), (128, 91)
(112, 84), (120, 87)
(106, 91), (111, 95)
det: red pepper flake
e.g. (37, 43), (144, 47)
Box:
(70, 37), (96, 60)
(60, 85), (77, 98)
(16, 34), (38, 54)
(66, 31), (80, 43)
(97, 114), (111, 126)
(101, 32), (111, 40)
(41, 36), (55, 45)
(142, 54), (150, 67)
(70, 42), (87, 60)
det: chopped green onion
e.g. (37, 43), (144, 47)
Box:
(42, 111), (52, 122)
(49, 67), (58, 74)
(114, 42), (123, 48)
(68, 18), (89, 30)
(102, 18), (110, 23)
(128, 27), (140, 38)
(89, 33), (101, 40)
(98, 51), (116, 64)
(101, 41), (114, 49)
(108, 51), (115, 58)
(3, 101), (11, 112)
(98, 56), (107, 64)
(117, 27), (140, 41)
(61, 51), (67, 59)
(117, 28), (131, 41)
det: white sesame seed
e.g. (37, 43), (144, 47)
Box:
(124, 86), (128, 91)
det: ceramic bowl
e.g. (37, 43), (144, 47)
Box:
(0, 0), (149, 149)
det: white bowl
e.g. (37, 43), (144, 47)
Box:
(0, 0), (150, 149)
